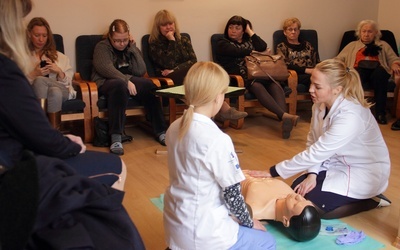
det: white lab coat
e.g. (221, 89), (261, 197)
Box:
(164, 113), (244, 250)
(276, 95), (390, 199)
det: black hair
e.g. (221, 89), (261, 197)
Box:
(286, 205), (321, 242)
(223, 15), (252, 41)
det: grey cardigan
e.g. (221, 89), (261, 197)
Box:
(91, 38), (147, 87)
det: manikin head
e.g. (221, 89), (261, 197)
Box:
(276, 193), (321, 242)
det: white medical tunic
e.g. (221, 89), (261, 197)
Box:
(164, 113), (245, 250)
(276, 95), (390, 199)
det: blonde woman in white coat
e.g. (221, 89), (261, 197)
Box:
(250, 59), (390, 219)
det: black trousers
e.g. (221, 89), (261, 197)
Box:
(99, 77), (167, 136)
(356, 66), (390, 115)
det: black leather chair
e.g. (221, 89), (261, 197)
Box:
(338, 30), (399, 116)
(53, 34), (92, 142)
(273, 29), (319, 100)
(210, 33), (298, 129)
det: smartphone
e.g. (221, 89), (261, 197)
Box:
(40, 60), (49, 77)
(40, 60), (48, 68)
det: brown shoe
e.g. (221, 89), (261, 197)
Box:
(215, 107), (248, 121)
(282, 113), (299, 139)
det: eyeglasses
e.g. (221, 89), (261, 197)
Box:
(112, 38), (130, 44)
(286, 28), (299, 32)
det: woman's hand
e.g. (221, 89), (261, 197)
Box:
(46, 60), (65, 79)
(252, 219), (267, 231)
(127, 80), (137, 96)
(293, 174), (317, 196)
(161, 69), (174, 76)
(35, 61), (50, 77)
(305, 68), (314, 75)
(245, 24), (255, 37)
(165, 31), (175, 41)
(65, 134), (86, 154)
(391, 63), (400, 76)
(129, 34), (136, 45)
(247, 170), (271, 178)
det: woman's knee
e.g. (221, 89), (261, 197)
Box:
(32, 77), (50, 97)
(111, 159), (126, 191)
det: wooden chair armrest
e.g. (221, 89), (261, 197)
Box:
(285, 70), (299, 115)
(154, 77), (174, 88)
(229, 74), (245, 87)
(74, 72), (84, 82)
(71, 74), (93, 142)
(287, 70), (298, 99)
(146, 78), (161, 88)
(73, 73), (99, 118)
(71, 80), (90, 109)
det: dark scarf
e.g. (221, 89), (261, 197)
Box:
(363, 42), (382, 56)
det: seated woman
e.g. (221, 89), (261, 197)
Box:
(216, 15), (299, 139)
(336, 19), (400, 124)
(249, 59), (391, 219)
(1, 19), (126, 190)
(92, 19), (168, 154)
(26, 17), (76, 129)
(241, 171), (321, 242)
(276, 17), (319, 93)
(148, 9), (247, 121)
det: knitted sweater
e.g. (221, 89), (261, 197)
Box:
(91, 38), (147, 87)
(276, 39), (319, 74)
(148, 34), (197, 77)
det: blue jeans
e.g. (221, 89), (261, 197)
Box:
(229, 225), (276, 250)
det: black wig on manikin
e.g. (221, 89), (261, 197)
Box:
(285, 205), (321, 242)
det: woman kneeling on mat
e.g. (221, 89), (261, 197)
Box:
(249, 59), (391, 219)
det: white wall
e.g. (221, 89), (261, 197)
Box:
(378, 0), (400, 53)
(26, 0), (386, 70)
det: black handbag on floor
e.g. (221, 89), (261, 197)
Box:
(93, 117), (133, 147)
(93, 117), (110, 147)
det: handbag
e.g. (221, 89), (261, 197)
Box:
(357, 60), (380, 69)
(93, 117), (110, 147)
(93, 117), (133, 147)
(245, 52), (289, 83)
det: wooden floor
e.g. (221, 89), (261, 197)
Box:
(86, 103), (400, 250)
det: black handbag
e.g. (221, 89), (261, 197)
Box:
(357, 60), (380, 69)
(93, 117), (110, 147)
(93, 117), (133, 147)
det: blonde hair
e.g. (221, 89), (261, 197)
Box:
(283, 17), (302, 30)
(355, 20), (381, 42)
(149, 10), (181, 43)
(315, 59), (371, 108)
(0, 0), (33, 74)
(178, 61), (229, 140)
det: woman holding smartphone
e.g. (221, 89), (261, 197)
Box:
(26, 17), (76, 129)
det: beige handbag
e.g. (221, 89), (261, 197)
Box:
(245, 52), (289, 83)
